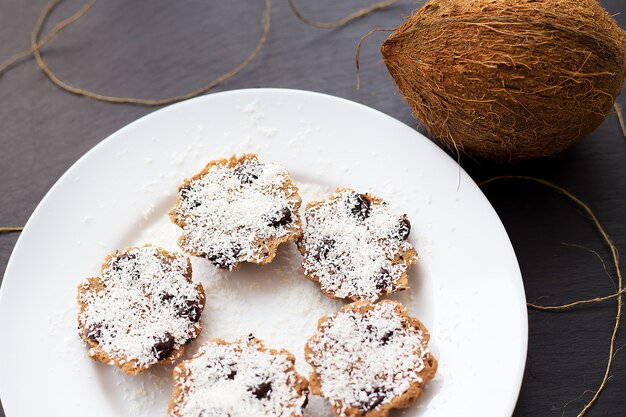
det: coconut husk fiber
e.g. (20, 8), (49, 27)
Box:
(382, 0), (626, 162)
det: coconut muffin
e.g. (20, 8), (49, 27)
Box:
(305, 300), (437, 417)
(77, 245), (205, 374)
(169, 336), (309, 417)
(298, 188), (417, 301)
(170, 154), (302, 270)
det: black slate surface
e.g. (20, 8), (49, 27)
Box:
(1, 1), (624, 416)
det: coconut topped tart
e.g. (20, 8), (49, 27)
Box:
(170, 154), (302, 270)
(77, 245), (205, 375)
(305, 300), (437, 417)
(298, 188), (417, 301)
(169, 336), (309, 417)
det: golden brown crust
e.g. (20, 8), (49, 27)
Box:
(297, 188), (418, 301)
(169, 337), (309, 417)
(305, 300), (437, 417)
(169, 154), (302, 270)
(76, 244), (205, 375)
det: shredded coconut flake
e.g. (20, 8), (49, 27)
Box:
(306, 301), (431, 416)
(171, 155), (301, 269)
(78, 246), (203, 368)
(301, 189), (417, 301)
(172, 338), (307, 417)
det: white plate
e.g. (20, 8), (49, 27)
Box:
(0, 89), (527, 417)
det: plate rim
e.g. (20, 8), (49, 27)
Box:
(0, 87), (528, 417)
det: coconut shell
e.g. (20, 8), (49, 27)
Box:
(381, 0), (626, 162)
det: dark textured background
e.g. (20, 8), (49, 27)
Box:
(1, 1), (624, 416)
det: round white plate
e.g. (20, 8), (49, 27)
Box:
(0, 89), (526, 417)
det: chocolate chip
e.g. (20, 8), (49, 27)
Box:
(112, 253), (138, 273)
(230, 244), (242, 258)
(111, 256), (127, 271)
(313, 238), (335, 262)
(180, 185), (191, 199)
(364, 324), (376, 344)
(381, 330), (394, 345)
(397, 216), (411, 240)
(360, 388), (386, 412)
(250, 381), (272, 400)
(301, 396), (309, 411)
(269, 207), (292, 227)
(350, 193), (371, 220)
(226, 369), (237, 380)
(86, 323), (102, 343)
(178, 299), (202, 322)
(207, 244), (242, 269)
(247, 333), (256, 341)
(234, 165), (260, 184)
(375, 268), (391, 290)
(207, 253), (229, 269)
(180, 185), (201, 208)
(161, 293), (175, 304)
(152, 332), (175, 360)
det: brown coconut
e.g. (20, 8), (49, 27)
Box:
(381, 0), (626, 162)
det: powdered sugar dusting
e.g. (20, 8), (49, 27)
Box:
(306, 301), (432, 416)
(78, 246), (203, 369)
(301, 189), (417, 301)
(171, 338), (307, 417)
(171, 155), (301, 270)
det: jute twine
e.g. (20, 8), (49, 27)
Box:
(287, 0), (402, 90)
(615, 103), (626, 138)
(0, 0), (401, 106)
(479, 175), (623, 417)
(1, 0), (271, 106)
(0, 1), (624, 416)
(0, 227), (24, 234)
(287, 0), (401, 29)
